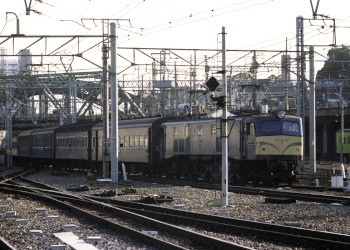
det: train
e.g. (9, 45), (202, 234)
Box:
(336, 129), (350, 162)
(12, 110), (303, 185)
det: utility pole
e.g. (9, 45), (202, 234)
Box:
(6, 82), (13, 168)
(81, 18), (130, 178)
(102, 36), (110, 178)
(110, 23), (118, 183)
(175, 62), (179, 115)
(221, 26), (228, 207)
(296, 16), (305, 167)
(282, 37), (290, 110)
(309, 46), (316, 173)
(340, 86), (344, 163)
(251, 50), (258, 109)
(296, 16), (305, 119)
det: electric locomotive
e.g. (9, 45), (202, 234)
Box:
(162, 111), (303, 184)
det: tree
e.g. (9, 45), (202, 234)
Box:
(316, 46), (350, 79)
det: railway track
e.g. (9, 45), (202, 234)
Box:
(129, 175), (350, 205)
(87, 195), (350, 250)
(1, 168), (349, 249)
(1, 171), (349, 249)
(1, 173), (253, 250)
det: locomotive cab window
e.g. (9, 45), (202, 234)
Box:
(257, 119), (302, 136)
(247, 123), (255, 135)
(283, 121), (299, 133)
(184, 125), (189, 137)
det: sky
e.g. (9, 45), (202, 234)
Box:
(1, 0), (350, 78)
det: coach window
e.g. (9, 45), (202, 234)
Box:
(134, 135), (139, 147)
(119, 136), (124, 147)
(197, 127), (202, 136)
(130, 136), (135, 147)
(211, 124), (216, 135)
(174, 127), (178, 137)
(139, 135), (144, 147)
(144, 135), (148, 147)
(93, 137), (96, 148)
(124, 136), (129, 147)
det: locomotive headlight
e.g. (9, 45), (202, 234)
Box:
(277, 110), (285, 119)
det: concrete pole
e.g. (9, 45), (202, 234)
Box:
(309, 46), (316, 173)
(110, 22), (118, 183)
(6, 82), (12, 168)
(341, 87), (344, 163)
(102, 41), (110, 177)
(221, 26), (228, 207)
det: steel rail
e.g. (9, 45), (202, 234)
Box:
(15, 175), (350, 249)
(0, 182), (252, 250)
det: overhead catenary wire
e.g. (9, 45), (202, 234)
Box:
(27, 0), (275, 71)
(16, 0), (296, 70)
(2, 0), (348, 76)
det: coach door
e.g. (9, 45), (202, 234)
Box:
(88, 131), (92, 161)
(241, 121), (248, 159)
(148, 127), (153, 163)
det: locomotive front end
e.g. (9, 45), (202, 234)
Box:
(255, 114), (303, 158)
(250, 112), (303, 184)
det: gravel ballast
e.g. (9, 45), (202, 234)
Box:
(1, 166), (349, 249)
